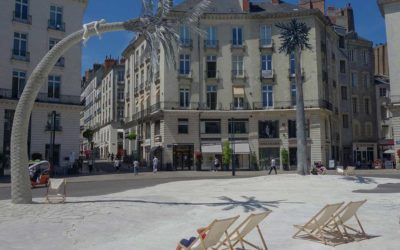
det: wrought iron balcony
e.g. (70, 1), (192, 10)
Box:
(260, 69), (274, 79)
(253, 102), (274, 110)
(204, 40), (219, 49)
(230, 102), (251, 110)
(205, 70), (219, 80)
(198, 102), (222, 110)
(179, 39), (192, 48)
(12, 11), (32, 24)
(259, 39), (274, 49)
(288, 68), (305, 78)
(178, 70), (192, 79)
(231, 41), (245, 50)
(48, 20), (65, 32)
(232, 70), (247, 79)
(11, 49), (30, 62)
(0, 88), (81, 105)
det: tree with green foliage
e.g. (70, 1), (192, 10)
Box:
(222, 141), (232, 170)
(126, 132), (137, 141)
(276, 19), (312, 175)
(281, 148), (289, 170)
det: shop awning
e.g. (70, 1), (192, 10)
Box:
(233, 87), (245, 96)
(234, 143), (250, 154)
(384, 149), (395, 154)
(201, 144), (222, 153)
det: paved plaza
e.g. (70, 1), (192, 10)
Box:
(1, 174), (400, 249)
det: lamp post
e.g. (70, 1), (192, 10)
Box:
(231, 118), (236, 176)
(49, 110), (56, 177)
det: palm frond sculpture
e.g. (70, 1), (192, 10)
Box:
(10, 0), (211, 204)
(276, 19), (312, 175)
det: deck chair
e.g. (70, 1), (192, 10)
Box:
(336, 167), (345, 175)
(293, 202), (344, 245)
(219, 211), (272, 250)
(329, 200), (368, 240)
(178, 216), (239, 250)
(46, 178), (66, 203)
(345, 167), (355, 176)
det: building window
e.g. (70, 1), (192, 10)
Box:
(145, 123), (151, 139)
(206, 85), (217, 110)
(48, 75), (61, 99)
(340, 60), (346, 73)
(262, 85), (273, 108)
(261, 54), (273, 75)
(260, 25), (272, 47)
(206, 55), (217, 78)
(351, 72), (358, 88)
(201, 120), (221, 134)
(232, 87), (245, 109)
(364, 98), (370, 115)
(349, 49), (355, 62)
(13, 32), (28, 57)
(352, 97), (358, 114)
(179, 25), (191, 46)
(291, 84), (297, 106)
(47, 112), (61, 131)
(117, 106), (124, 119)
(363, 50), (369, 65)
(154, 121), (161, 136)
(338, 35), (345, 49)
(117, 89), (124, 100)
(49, 5), (64, 30)
(342, 114), (349, 128)
(288, 120), (296, 138)
(232, 55), (244, 76)
(363, 73), (370, 88)
(259, 120), (279, 138)
(289, 53), (296, 75)
(380, 88), (387, 97)
(353, 123), (360, 137)
(365, 123), (372, 137)
(117, 71), (125, 82)
(179, 54), (190, 75)
(178, 119), (189, 134)
(14, 0), (29, 21)
(12, 70), (26, 98)
(232, 27), (243, 46)
(206, 26), (217, 48)
(229, 119), (249, 134)
(341, 86), (347, 100)
(179, 88), (190, 108)
(140, 70), (144, 85)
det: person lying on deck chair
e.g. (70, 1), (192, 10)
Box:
(176, 227), (207, 250)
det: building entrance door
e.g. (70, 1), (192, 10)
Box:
(173, 144), (194, 170)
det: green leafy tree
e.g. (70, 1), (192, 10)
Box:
(276, 19), (312, 175)
(126, 132), (137, 141)
(222, 141), (232, 170)
(281, 148), (289, 170)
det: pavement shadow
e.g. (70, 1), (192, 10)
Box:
(65, 196), (304, 212)
(341, 176), (377, 184)
(353, 183), (400, 193)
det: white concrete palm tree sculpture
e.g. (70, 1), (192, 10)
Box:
(11, 0), (211, 204)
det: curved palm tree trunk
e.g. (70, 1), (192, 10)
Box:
(295, 48), (308, 175)
(10, 21), (136, 204)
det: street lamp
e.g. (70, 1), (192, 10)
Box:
(49, 110), (56, 177)
(230, 118), (236, 176)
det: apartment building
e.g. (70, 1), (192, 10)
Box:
(122, 0), (378, 170)
(81, 58), (125, 159)
(378, 0), (400, 166)
(0, 0), (87, 173)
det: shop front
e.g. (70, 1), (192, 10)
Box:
(352, 143), (377, 168)
(201, 143), (222, 170)
(232, 142), (250, 170)
(173, 144), (194, 170)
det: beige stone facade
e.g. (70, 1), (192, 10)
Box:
(0, 0), (86, 171)
(122, 0), (378, 170)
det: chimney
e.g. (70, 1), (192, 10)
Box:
(299, 0), (325, 15)
(271, 0), (280, 4)
(240, 0), (250, 12)
(104, 57), (117, 71)
(326, 4), (355, 32)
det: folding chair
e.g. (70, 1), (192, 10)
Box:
(46, 178), (66, 203)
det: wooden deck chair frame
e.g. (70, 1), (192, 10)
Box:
(345, 166), (355, 176)
(219, 211), (271, 250)
(46, 178), (66, 204)
(329, 200), (368, 240)
(293, 203), (344, 246)
(179, 216), (239, 250)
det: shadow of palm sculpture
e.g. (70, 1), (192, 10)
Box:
(10, 0), (211, 204)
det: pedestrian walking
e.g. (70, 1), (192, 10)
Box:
(269, 158), (277, 175)
(88, 160), (93, 173)
(114, 158), (120, 172)
(213, 157), (219, 172)
(133, 159), (139, 175)
(111, 153), (115, 162)
(153, 156), (159, 173)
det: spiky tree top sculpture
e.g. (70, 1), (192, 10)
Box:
(11, 0), (211, 204)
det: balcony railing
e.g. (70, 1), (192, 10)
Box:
(260, 69), (274, 79)
(179, 39), (192, 48)
(253, 102), (274, 110)
(198, 102), (223, 110)
(230, 102), (251, 110)
(288, 68), (305, 78)
(204, 40), (219, 49)
(232, 70), (247, 79)
(231, 41), (245, 49)
(12, 11), (32, 24)
(254, 99), (333, 111)
(48, 20), (65, 32)
(55, 57), (65, 67)
(205, 70), (219, 79)
(259, 39), (273, 49)
(178, 70), (192, 79)
(11, 49), (30, 62)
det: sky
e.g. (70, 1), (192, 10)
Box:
(81, 0), (386, 74)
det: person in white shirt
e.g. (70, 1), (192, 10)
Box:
(153, 156), (159, 173)
(133, 160), (139, 175)
(269, 158), (277, 175)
